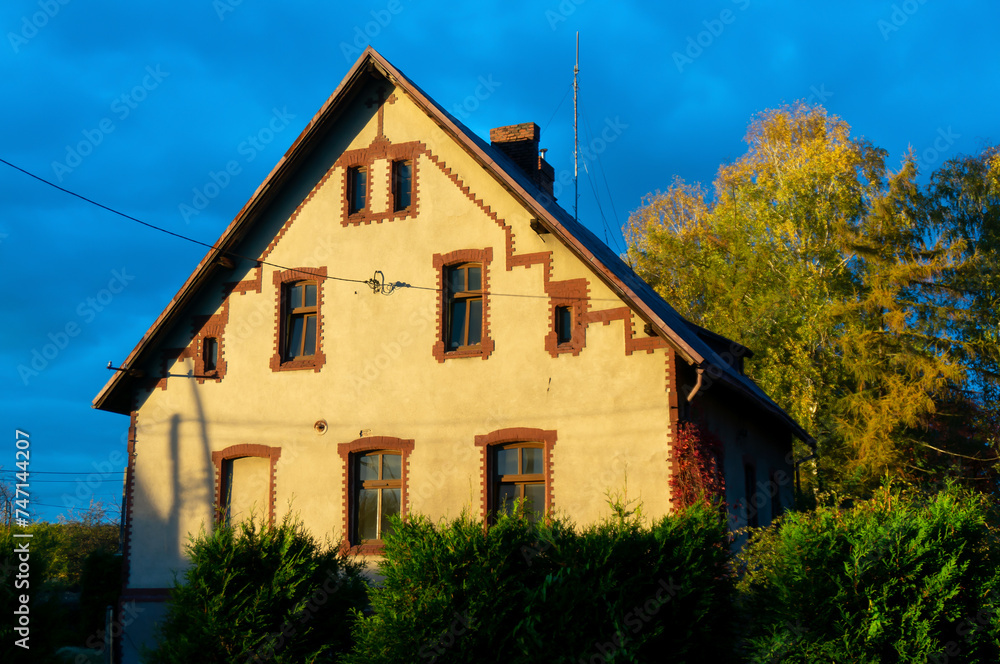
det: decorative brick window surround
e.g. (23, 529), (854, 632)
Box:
(474, 428), (556, 522)
(270, 267), (327, 372)
(337, 140), (423, 226)
(432, 248), (495, 362)
(338, 436), (414, 554)
(211, 444), (282, 525)
(544, 279), (589, 357)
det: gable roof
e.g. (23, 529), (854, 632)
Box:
(92, 47), (812, 444)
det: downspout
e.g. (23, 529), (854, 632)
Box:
(686, 367), (705, 402)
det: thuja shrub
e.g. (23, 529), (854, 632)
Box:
(147, 513), (368, 664)
(736, 482), (1000, 662)
(346, 500), (733, 663)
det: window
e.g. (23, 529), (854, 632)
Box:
(392, 159), (412, 211)
(203, 337), (218, 372)
(338, 437), (413, 553)
(432, 249), (494, 362)
(270, 268), (327, 372)
(212, 444), (282, 526)
(493, 443), (545, 523)
(284, 281), (317, 359)
(554, 306), (573, 345)
(353, 451), (401, 542)
(475, 428), (556, 523)
(347, 166), (367, 214)
(445, 263), (483, 351)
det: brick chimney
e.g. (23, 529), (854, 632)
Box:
(490, 122), (555, 198)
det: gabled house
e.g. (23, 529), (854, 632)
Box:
(93, 47), (811, 662)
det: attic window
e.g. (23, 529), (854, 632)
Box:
(348, 166), (367, 214)
(203, 337), (218, 372)
(392, 159), (412, 212)
(555, 306), (573, 345)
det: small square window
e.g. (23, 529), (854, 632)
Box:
(348, 166), (367, 214)
(392, 159), (412, 212)
(555, 306), (573, 345)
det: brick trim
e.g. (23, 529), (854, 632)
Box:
(336, 139), (424, 226)
(432, 248), (495, 362)
(544, 278), (590, 357)
(228, 265), (263, 296)
(417, 148), (669, 361)
(190, 298), (230, 383)
(121, 412), (138, 593)
(667, 351), (681, 508)
(474, 427), (556, 522)
(211, 444), (282, 525)
(269, 267), (328, 372)
(337, 436), (415, 555)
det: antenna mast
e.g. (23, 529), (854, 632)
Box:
(573, 31), (579, 222)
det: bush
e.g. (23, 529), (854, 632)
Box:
(346, 500), (733, 663)
(735, 482), (1000, 662)
(147, 513), (368, 664)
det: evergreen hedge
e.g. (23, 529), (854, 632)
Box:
(345, 500), (734, 664)
(147, 513), (368, 664)
(735, 482), (1000, 663)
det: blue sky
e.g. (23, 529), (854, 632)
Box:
(1, 0), (997, 522)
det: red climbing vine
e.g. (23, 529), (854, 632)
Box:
(669, 421), (726, 509)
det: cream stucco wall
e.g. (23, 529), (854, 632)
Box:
(124, 78), (677, 589)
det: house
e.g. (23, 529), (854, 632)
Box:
(93, 47), (812, 662)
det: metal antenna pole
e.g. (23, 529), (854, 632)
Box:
(574, 31), (579, 223)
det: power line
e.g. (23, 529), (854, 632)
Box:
(0, 157), (378, 289)
(0, 157), (626, 303)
